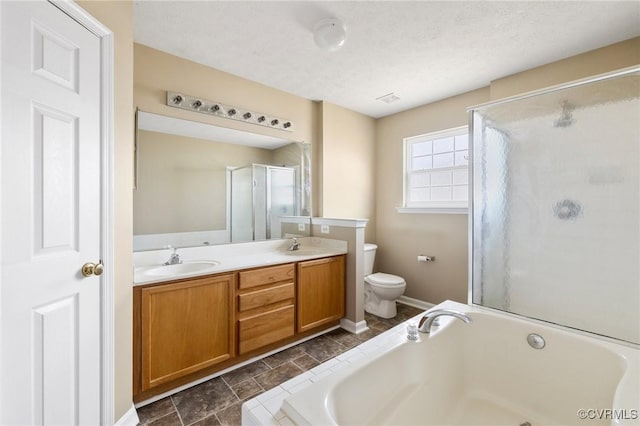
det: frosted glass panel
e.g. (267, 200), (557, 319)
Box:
(230, 167), (253, 242)
(455, 134), (468, 150)
(452, 185), (468, 201)
(431, 186), (451, 201)
(253, 165), (267, 240)
(269, 167), (296, 239)
(433, 152), (454, 168)
(433, 137), (454, 153)
(413, 141), (432, 156)
(411, 172), (429, 188)
(455, 150), (468, 166)
(471, 69), (640, 345)
(431, 171), (451, 186)
(453, 169), (468, 185)
(413, 156), (432, 170)
(411, 188), (430, 202)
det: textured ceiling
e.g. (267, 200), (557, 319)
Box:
(134, 1), (640, 118)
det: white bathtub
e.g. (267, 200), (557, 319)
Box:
(282, 301), (639, 425)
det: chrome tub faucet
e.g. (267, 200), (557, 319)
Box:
(418, 309), (472, 334)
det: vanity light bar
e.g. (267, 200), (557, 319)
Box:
(166, 91), (294, 132)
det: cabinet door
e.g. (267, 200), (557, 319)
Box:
(140, 274), (235, 391)
(297, 255), (346, 333)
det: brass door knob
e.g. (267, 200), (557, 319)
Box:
(94, 262), (104, 276)
(82, 261), (104, 277)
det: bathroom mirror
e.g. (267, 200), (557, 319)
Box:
(470, 68), (640, 345)
(133, 110), (311, 251)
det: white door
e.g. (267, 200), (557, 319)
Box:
(1, 1), (103, 424)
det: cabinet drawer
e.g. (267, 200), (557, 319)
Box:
(238, 263), (294, 289)
(238, 305), (295, 354)
(238, 282), (295, 312)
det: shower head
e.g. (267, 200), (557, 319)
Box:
(554, 100), (575, 128)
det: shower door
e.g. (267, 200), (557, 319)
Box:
(470, 67), (640, 344)
(268, 166), (297, 239)
(230, 164), (297, 242)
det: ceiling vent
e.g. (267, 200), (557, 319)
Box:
(376, 93), (400, 104)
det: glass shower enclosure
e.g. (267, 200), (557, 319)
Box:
(230, 164), (297, 243)
(470, 67), (640, 345)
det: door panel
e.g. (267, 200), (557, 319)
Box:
(32, 295), (79, 426)
(34, 104), (80, 254)
(1, 1), (103, 424)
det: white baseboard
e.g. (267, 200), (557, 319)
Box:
(397, 296), (434, 311)
(115, 404), (139, 426)
(340, 318), (369, 334)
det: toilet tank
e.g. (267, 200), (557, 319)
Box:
(364, 243), (378, 276)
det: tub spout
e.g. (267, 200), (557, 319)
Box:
(418, 309), (472, 334)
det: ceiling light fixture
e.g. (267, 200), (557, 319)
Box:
(166, 91), (293, 132)
(313, 18), (346, 52)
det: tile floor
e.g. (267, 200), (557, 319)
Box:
(136, 303), (424, 426)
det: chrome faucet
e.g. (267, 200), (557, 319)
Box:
(287, 237), (301, 251)
(164, 247), (182, 265)
(418, 309), (472, 334)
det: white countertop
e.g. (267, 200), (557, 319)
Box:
(133, 237), (348, 286)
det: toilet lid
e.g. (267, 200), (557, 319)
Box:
(366, 272), (405, 287)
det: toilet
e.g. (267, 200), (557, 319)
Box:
(363, 243), (406, 318)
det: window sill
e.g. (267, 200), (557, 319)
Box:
(396, 206), (468, 215)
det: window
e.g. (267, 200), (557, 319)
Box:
(400, 126), (469, 213)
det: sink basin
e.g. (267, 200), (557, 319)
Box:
(144, 261), (220, 277)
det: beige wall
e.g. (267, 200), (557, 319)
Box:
(318, 102), (377, 241)
(134, 44), (315, 164)
(490, 37), (640, 100)
(77, 0), (134, 421)
(374, 38), (640, 306)
(375, 89), (489, 304)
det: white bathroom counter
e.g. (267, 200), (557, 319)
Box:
(133, 237), (348, 286)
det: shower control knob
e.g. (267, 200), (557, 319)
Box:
(407, 323), (419, 340)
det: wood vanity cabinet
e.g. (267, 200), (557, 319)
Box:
(137, 273), (235, 391)
(237, 263), (296, 355)
(133, 255), (346, 400)
(297, 255), (346, 333)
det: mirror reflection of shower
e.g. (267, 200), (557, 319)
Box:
(230, 164), (298, 243)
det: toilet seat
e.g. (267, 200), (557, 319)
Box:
(365, 272), (406, 287)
